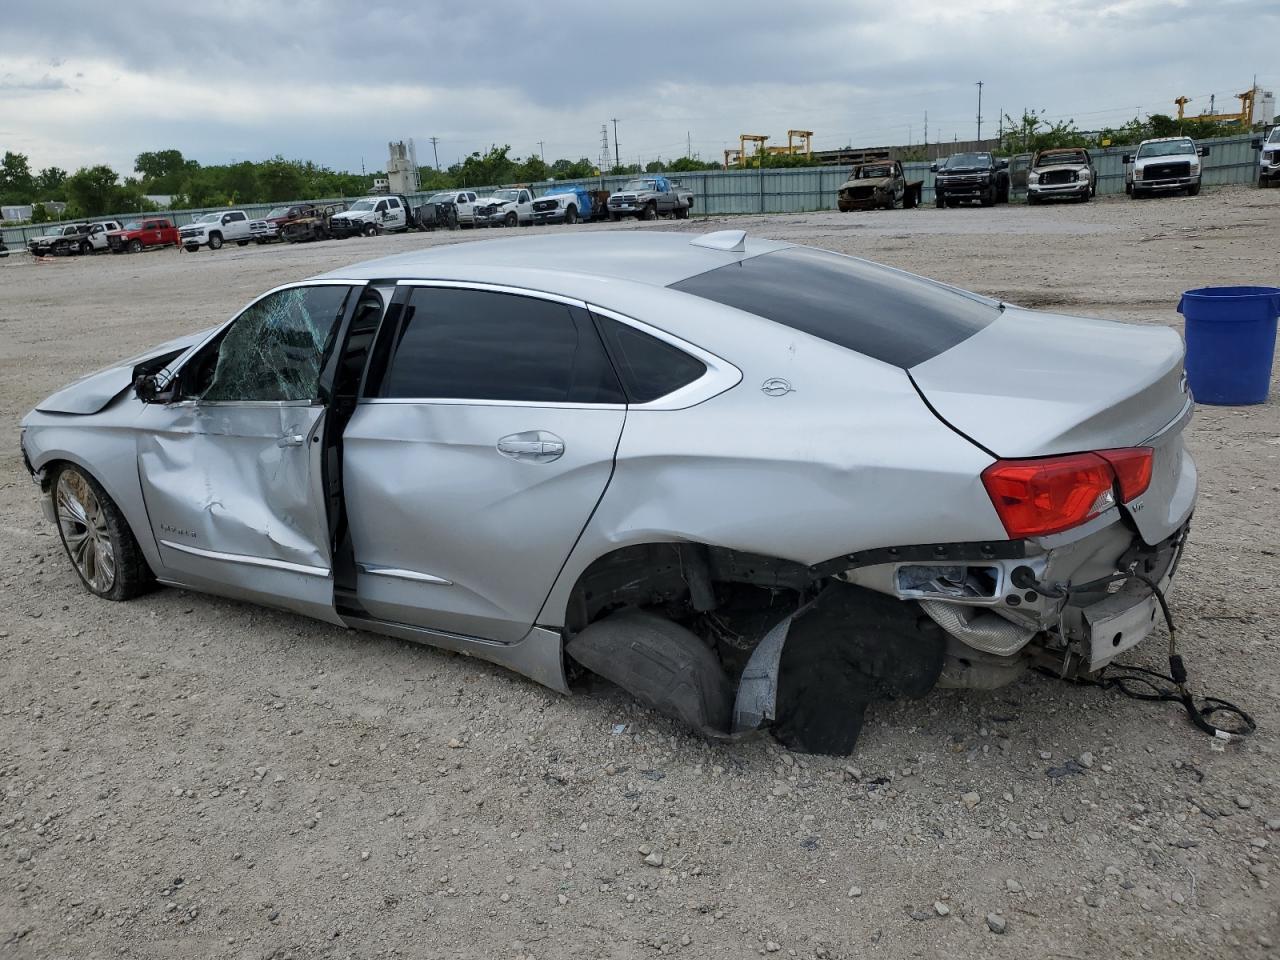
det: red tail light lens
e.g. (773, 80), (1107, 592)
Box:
(1097, 447), (1154, 502)
(982, 453), (1118, 538)
(981, 447), (1155, 538)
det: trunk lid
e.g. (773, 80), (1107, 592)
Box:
(910, 307), (1195, 544)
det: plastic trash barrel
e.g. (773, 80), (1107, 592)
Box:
(1177, 286), (1280, 405)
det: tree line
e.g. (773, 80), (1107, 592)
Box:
(1, 144), (728, 223)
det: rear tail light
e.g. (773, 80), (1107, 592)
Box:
(981, 447), (1153, 538)
(1096, 447), (1154, 501)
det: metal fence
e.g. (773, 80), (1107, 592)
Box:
(1, 133), (1265, 248)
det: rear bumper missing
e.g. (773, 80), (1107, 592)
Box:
(840, 518), (1188, 681)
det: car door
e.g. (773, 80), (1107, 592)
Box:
(135, 282), (358, 623)
(341, 282), (627, 642)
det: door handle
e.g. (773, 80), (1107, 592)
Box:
(497, 431), (565, 463)
(277, 433), (307, 447)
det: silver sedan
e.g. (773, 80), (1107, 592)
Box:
(20, 231), (1196, 754)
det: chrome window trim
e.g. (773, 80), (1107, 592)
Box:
(160, 539), (331, 577)
(375, 282), (741, 411)
(357, 562), (453, 585)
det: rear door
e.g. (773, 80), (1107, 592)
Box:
(342, 282), (626, 642)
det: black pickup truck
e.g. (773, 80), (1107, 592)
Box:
(931, 152), (1010, 208)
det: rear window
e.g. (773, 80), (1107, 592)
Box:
(670, 247), (999, 368)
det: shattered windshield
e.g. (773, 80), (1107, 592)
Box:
(348, 200), (377, 212)
(1136, 139), (1196, 159)
(200, 285), (350, 402)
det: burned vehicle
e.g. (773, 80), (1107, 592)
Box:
(1026, 148), (1097, 204)
(280, 203), (348, 243)
(413, 198), (459, 231)
(19, 231), (1196, 754)
(837, 160), (922, 211)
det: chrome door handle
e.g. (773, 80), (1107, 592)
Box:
(497, 431), (565, 463)
(277, 433), (306, 447)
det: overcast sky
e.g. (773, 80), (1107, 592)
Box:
(3, 0), (1277, 176)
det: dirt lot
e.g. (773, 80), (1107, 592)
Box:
(2, 188), (1279, 960)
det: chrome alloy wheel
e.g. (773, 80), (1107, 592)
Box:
(56, 469), (116, 593)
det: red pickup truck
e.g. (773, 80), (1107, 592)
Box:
(106, 218), (180, 253)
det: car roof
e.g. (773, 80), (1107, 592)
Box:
(1140, 136), (1194, 144)
(317, 231), (792, 288)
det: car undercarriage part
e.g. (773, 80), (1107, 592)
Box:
(770, 583), (946, 755)
(1046, 574), (1255, 742)
(565, 607), (734, 737)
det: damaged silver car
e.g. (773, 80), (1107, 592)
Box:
(20, 231), (1196, 754)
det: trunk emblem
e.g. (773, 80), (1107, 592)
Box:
(761, 378), (794, 397)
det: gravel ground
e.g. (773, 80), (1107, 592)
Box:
(2, 188), (1279, 960)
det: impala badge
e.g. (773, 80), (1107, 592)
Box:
(761, 378), (794, 397)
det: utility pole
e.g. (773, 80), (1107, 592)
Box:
(686, 131), (692, 158)
(429, 136), (440, 169)
(611, 118), (620, 169)
(976, 81), (984, 142)
(924, 110), (928, 147)
(537, 140), (545, 163)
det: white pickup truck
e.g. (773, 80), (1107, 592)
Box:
(1123, 137), (1207, 198)
(179, 210), (254, 251)
(26, 220), (122, 256)
(474, 188), (535, 227)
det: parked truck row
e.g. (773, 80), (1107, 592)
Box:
(15, 177), (697, 259)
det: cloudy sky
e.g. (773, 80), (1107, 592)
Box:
(3, 0), (1277, 176)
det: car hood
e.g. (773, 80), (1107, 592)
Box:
(1133, 154), (1195, 170)
(33, 329), (211, 416)
(843, 176), (892, 188)
(910, 306), (1187, 458)
(1034, 161), (1087, 172)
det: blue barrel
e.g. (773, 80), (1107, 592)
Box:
(1177, 286), (1280, 405)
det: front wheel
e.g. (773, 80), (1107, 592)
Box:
(78, 240), (91, 255)
(128, 239), (143, 253)
(934, 192), (945, 208)
(1187, 181), (1201, 197)
(564, 205), (578, 224)
(504, 211), (517, 227)
(641, 202), (657, 221)
(1125, 182), (1133, 196)
(363, 223), (378, 237)
(52, 465), (153, 601)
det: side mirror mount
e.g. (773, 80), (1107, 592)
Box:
(1122, 154), (1133, 164)
(133, 373), (176, 404)
(997, 158), (1009, 169)
(929, 162), (938, 173)
(1199, 145), (1210, 157)
(1253, 138), (1264, 150)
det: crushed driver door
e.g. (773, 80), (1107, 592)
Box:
(136, 282), (357, 623)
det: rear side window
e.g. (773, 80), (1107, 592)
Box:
(379, 288), (624, 404)
(670, 247), (999, 368)
(593, 314), (706, 403)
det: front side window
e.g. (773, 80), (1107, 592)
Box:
(379, 288), (623, 404)
(195, 285), (350, 402)
(375, 200), (388, 213)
